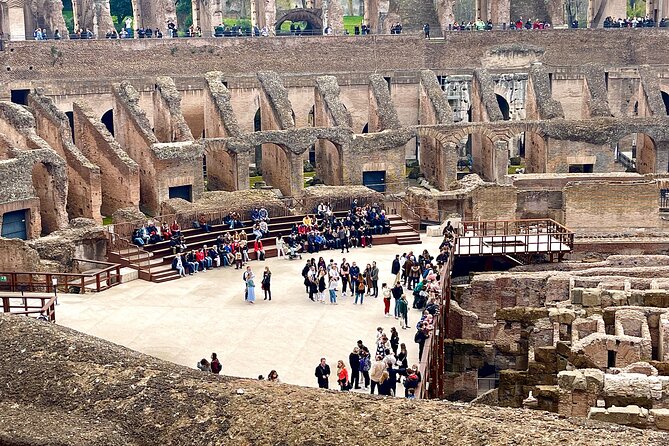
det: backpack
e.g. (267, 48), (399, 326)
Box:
(359, 356), (370, 372)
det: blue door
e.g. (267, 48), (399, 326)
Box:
(2, 209), (27, 240)
(169, 185), (193, 202)
(363, 171), (386, 193)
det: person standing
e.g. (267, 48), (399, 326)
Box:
(382, 283), (391, 317)
(243, 266), (252, 301)
(369, 355), (386, 395)
(350, 262), (360, 292)
(423, 22), (430, 39)
(371, 261), (379, 297)
(340, 260), (350, 297)
(262, 267), (272, 300)
(359, 349), (371, 389)
(355, 278), (366, 305)
(328, 269), (339, 304)
(391, 254), (401, 283)
(390, 327), (400, 356)
(315, 358), (331, 389)
(246, 268), (256, 304)
(398, 294), (409, 329)
(363, 263), (373, 296)
(337, 360), (350, 391)
(317, 266), (327, 303)
(349, 347), (361, 389)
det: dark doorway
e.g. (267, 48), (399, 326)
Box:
(363, 170), (386, 192)
(101, 109), (114, 136)
(362, 123), (369, 134)
(1, 209), (28, 240)
(65, 111), (75, 142)
(607, 350), (616, 368)
(10, 89), (30, 105)
(254, 108), (262, 171)
(169, 185), (193, 201)
(662, 91), (669, 116)
(568, 164), (593, 173)
(496, 94), (510, 120)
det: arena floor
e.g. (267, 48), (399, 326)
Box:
(57, 234), (440, 391)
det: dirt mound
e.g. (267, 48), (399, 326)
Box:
(1, 314), (667, 445)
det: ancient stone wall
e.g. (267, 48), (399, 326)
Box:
(72, 102), (140, 216)
(28, 94), (103, 223)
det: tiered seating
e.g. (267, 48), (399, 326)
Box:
(111, 212), (421, 283)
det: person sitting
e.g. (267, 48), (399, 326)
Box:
(259, 220), (269, 237)
(170, 220), (182, 237)
(251, 207), (261, 222)
(253, 223), (263, 240)
(160, 222), (172, 240)
(258, 207), (269, 221)
(302, 215), (313, 227)
(254, 238), (266, 260)
(146, 221), (161, 244)
(195, 215), (211, 232)
(187, 250), (202, 273)
(172, 254), (186, 277)
(132, 227), (147, 246)
(196, 248), (212, 270)
(207, 245), (220, 267)
(183, 253), (197, 275)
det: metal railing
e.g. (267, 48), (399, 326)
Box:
(1, 293), (57, 322)
(417, 239), (455, 399)
(456, 218), (574, 257)
(0, 262), (121, 294)
(384, 196), (421, 231)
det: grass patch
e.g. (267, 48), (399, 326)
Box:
(304, 171), (316, 187)
(508, 165), (525, 174)
(343, 16), (363, 35)
(250, 175), (264, 188)
(103, 216), (113, 225)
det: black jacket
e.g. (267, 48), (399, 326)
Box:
(349, 352), (360, 372)
(315, 364), (331, 387)
(391, 259), (401, 275)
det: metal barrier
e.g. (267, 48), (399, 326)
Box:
(456, 218), (574, 258)
(1, 293), (57, 322)
(417, 239), (455, 399)
(0, 261), (121, 294)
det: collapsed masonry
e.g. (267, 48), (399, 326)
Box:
(445, 253), (669, 431)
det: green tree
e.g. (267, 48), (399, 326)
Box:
(627, 0), (646, 17)
(176, 0), (193, 30)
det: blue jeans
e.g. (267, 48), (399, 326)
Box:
(394, 299), (401, 317)
(329, 289), (337, 303)
(355, 292), (364, 304)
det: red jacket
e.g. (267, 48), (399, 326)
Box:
(254, 240), (264, 252)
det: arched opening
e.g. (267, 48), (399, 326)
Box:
(64, 111), (75, 142)
(496, 94), (511, 121)
(101, 109), (114, 136)
(522, 131), (547, 174)
(314, 139), (343, 186)
(615, 133), (657, 174)
(455, 132), (497, 181)
(32, 161), (61, 235)
(307, 106), (316, 167)
(362, 123), (369, 134)
(253, 108), (262, 177)
(262, 142), (299, 196)
(275, 9), (323, 35)
(662, 91), (669, 116)
(110, 0), (133, 32)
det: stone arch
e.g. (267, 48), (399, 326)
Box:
(504, 123), (548, 173)
(261, 140), (302, 197)
(416, 127), (456, 190)
(495, 94), (511, 121)
(275, 8), (323, 35)
(101, 109), (114, 136)
(445, 126), (499, 146)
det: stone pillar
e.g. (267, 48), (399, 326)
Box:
(8, 0), (26, 40)
(236, 150), (252, 190)
(494, 140), (509, 183)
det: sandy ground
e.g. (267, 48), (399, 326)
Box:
(57, 235), (440, 391)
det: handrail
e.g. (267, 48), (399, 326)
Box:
(417, 238), (455, 399)
(0, 259), (122, 294)
(1, 294), (57, 322)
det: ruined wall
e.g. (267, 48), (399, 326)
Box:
(73, 0), (114, 37)
(153, 76), (195, 144)
(563, 180), (660, 230)
(28, 94), (103, 223)
(72, 102), (140, 216)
